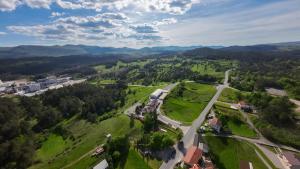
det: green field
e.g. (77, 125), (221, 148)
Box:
(204, 136), (268, 169)
(123, 149), (152, 169)
(162, 82), (216, 124)
(94, 60), (152, 73)
(30, 115), (143, 169)
(226, 120), (257, 138)
(124, 85), (167, 109)
(218, 87), (251, 103)
(215, 103), (257, 138)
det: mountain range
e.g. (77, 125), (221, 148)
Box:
(0, 41), (299, 58)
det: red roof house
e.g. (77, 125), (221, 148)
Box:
(183, 146), (203, 166)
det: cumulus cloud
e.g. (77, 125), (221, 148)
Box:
(153, 18), (178, 26)
(0, 0), (52, 11)
(130, 24), (158, 34)
(7, 12), (160, 43)
(24, 0), (52, 9)
(0, 0), (21, 11)
(54, 0), (202, 15)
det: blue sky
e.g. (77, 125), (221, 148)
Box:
(0, 0), (299, 48)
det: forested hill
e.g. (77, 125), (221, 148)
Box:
(0, 45), (202, 58)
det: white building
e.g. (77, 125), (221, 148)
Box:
(93, 159), (109, 169)
(150, 89), (165, 100)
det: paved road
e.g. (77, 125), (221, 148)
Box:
(255, 144), (285, 169)
(157, 82), (182, 128)
(159, 70), (230, 169)
(163, 82), (179, 92)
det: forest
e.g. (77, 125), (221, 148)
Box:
(0, 82), (126, 169)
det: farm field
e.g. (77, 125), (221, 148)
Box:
(204, 136), (268, 169)
(30, 115), (143, 169)
(162, 82), (216, 125)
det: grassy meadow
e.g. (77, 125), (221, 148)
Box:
(204, 136), (268, 169)
(30, 115), (143, 169)
(162, 82), (216, 125)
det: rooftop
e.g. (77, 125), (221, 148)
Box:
(183, 146), (203, 166)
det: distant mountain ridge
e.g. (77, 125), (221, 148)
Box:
(1, 41), (299, 58)
(0, 45), (205, 58)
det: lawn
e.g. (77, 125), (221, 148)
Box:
(204, 136), (268, 169)
(30, 115), (143, 169)
(162, 82), (216, 125)
(123, 149), (152, 169)
(226, 119), (257, 138)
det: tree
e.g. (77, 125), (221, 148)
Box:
(176, 130), (183, 141)
(149, 132), (174, 151)
(130, 114), (135, 128)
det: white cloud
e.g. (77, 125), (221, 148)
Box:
(153, 18), (177, 26)
(0, 0), (21, 11)
(0, 0), (52, 11)
(0, 32), (7, 35)
(50, 12), (65, 18)
(54, 0), (202, 15)
(24, 0), (52, 9)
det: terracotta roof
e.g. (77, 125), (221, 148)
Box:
(283, 151), (300, 166)
(183, 146), (203, 166)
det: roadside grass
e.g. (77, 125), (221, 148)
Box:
(204, 136), (268, 169)
(218, 87), (241, 103)
(162, 82), (216, 125)
(30, 115), (143, 169)
(252, 145), (279, 169)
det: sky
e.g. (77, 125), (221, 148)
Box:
(0, 0), (300, 48)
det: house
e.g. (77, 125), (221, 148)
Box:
(183, 146), (203, 166)
(239, 160), (253, 169)
(209, 117), (222, 133)
(281, 151), (300, 169)
(93, 159), (109, 169)
(238, 101), (252, 113)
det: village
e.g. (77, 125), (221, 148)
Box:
(0, 76), (86, 97)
